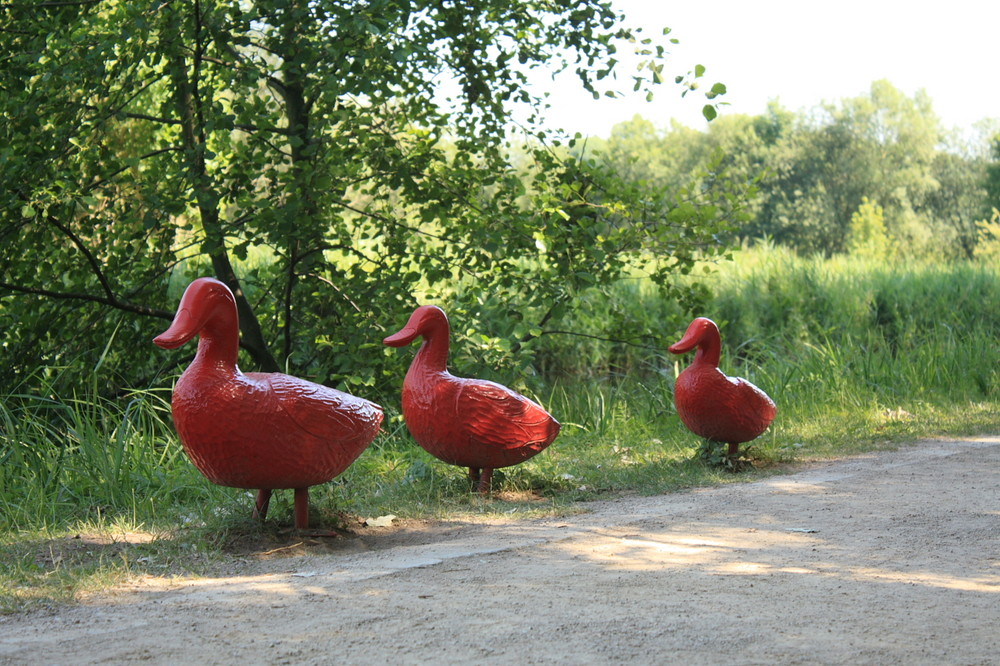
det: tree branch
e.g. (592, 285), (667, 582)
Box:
(303, 273), (362, 314)
(0, 281), (175, 320)
(0, 0), (100, 7)
(540, 329), (664, 352)
(46, 214), (118, 302)
(333, 198), (472, 248)
(86, 146), (183, 193)
(293, 242), (387, 271)
(81, 107), (181, 126)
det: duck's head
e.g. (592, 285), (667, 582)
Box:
(383, 305), (449, 347)
(668, 317), (720, 356)
(154, 277), (237, 350)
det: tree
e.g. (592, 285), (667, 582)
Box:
(985, 134), (1000, 216)
(748, 81), (944, 255)
(847, 197), (891, 259)
(584, 112), (763, 253)
(926, 145), (987, 260)
(594, 115), (708, 190)
(0, 0), (734, 396)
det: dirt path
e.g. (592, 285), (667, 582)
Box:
(1, 436), (998, 665)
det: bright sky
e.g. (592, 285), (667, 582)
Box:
(535, 0), (999, 137)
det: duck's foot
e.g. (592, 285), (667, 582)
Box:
(697, 441), (755, 473)
(724, 455), (754, 473)
(724, 442), (756, 472)
(253, 489), (273, 521)
(293, 487), (310, 529)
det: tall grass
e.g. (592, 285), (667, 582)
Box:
(3, 248), (1000, 612)
(4, 248), (999, 530)
(711, 245), (1000, 399)
(0, 368), (228, 532)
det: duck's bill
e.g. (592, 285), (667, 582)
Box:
(153, 308), (197, 349)
(383, 326), (419, 347)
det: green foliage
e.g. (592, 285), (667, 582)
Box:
(985, 134), (1000, 215)
(753, 81), (936, 255)
(707, 243), (1000, 405)
(5, 248), (1000, 612)
(0, 0), (734, 403)
(848, 197), (891, 259)
(695, 439), (755, 472)
(974, 208), (1000, 260)
(598, 81), (990, 259)
(0, 369), (221, 533)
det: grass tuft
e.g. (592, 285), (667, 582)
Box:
(3, 248), (999, 612)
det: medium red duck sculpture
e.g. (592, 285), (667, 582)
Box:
(383, 305), (560, 493)
(153, 277), (383, 528)
(669, 317), (776, 462)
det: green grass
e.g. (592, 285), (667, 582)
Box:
(3, 248), (1000, 614)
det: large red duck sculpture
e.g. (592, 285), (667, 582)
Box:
(383, 305), (560, 493)
(153, 277), (383, 528)
(668, 317), (776, 466)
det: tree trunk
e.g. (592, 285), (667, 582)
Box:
(167, 3), (279, 372)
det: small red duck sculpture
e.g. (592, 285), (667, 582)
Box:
(668, 317), (776, 463)
(153, 277), (383, 528)
(383, 305), (560, 493)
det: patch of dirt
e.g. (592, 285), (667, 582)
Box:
(2, 436), (998, 665)
(220, 517), (478, 562)
(33, 532), (157, 570)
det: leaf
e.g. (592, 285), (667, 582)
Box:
(702, 104), (718, 121)
(533, 233), (547, 252)
(2, 0), (745, 415)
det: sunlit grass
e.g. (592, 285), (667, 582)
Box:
(0, 516), (225, 614)
(3, 248), (1000, 613)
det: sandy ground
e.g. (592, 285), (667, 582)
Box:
(1, 435), (998, 665)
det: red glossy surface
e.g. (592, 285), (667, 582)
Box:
(154, 278), (383, 527)
(384, 305), (560, 491)
(668, 317), (776, 445)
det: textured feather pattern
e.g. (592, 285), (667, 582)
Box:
(669, 317), (776, 445)
(385, 305), (560, 471)
(157, 278), (383, 491)
(672, 366), (776, 444)
(171, 370), (382, 488)
(401, 371), (560, 469)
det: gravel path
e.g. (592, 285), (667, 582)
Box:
(1, 435), (998, 665)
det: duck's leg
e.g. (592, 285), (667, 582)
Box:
(724, 441), (753, 472)
(468, 467), (481, 487)
(294, 487), (310, 529)
(253, 489), (272, 521)
(476, 468), (493, 494)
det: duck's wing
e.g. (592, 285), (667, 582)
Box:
(251, 373), (384, 440)
(731, 376), (777, 421)
(454, 379), (559, 450)
(714, 376), (777, 440)
(675, 368), (775, 443)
